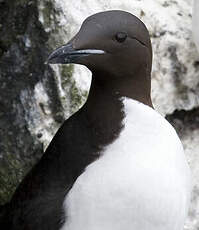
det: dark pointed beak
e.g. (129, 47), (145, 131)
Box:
(47, 43), (80, 64)
(47, 43), (105, 64)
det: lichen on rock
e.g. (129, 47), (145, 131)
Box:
(0, 0), (88, 204)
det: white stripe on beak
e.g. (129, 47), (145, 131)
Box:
(74, 49), (105, 55)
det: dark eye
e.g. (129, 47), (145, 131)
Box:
(115, 32), (128, 43)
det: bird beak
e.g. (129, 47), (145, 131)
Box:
(47, 43), (105, 64)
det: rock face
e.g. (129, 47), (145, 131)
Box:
(0, 0), (46, 204)
(193, 0), (199, 52)
(0, 0), (86, 204)
(0, 0), (199, 229)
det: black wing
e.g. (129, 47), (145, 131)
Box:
(1, 109), (101, 230)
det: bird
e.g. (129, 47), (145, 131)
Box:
(0, 10), (191, 230)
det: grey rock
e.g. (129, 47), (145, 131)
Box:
(0, 0), (84, 204)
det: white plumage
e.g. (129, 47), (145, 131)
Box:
(61, 98), (191, 230)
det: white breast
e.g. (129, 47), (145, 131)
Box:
(61, 98), (191, 230)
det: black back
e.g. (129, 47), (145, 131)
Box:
(1, 80), (125, 230)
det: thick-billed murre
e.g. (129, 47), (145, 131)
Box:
(1, 10), (191, 230)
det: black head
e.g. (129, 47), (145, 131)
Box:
(48, 10), (153, 106)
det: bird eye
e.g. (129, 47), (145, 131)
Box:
(115, 32), (128, 43)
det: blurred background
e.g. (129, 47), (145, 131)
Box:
(0, 0), (198, 229)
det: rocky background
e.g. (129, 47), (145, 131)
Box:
(0, 0), (198, 229)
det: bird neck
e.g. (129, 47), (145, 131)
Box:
(82, 70), (152, 147)
(86, 71), (153, 108)
(83, 77), (125, 146)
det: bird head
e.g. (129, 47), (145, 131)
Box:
(47, 10), (152, 80)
